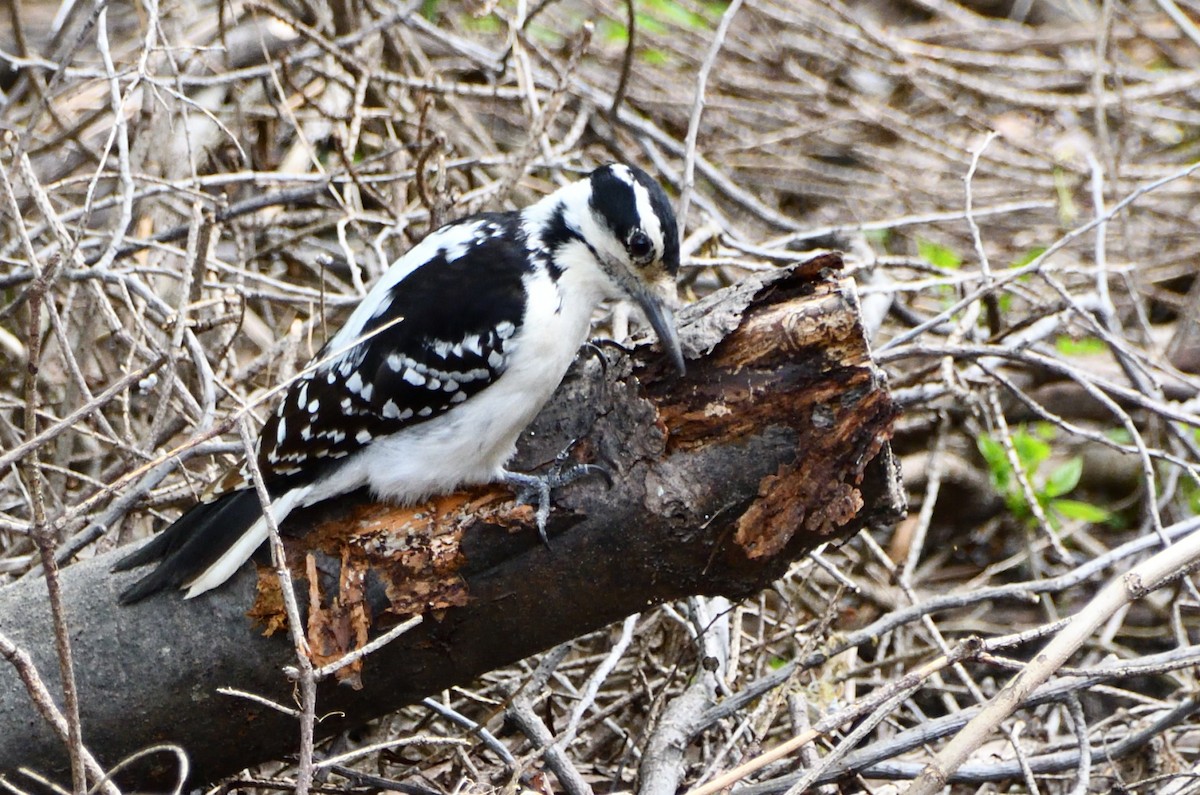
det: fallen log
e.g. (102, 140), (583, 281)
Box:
(0, 254), (903, 786)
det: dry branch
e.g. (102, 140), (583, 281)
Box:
(5, 1), (1198, 790)
(0, 256), (901, 788)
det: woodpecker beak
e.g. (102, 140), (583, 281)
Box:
(634, 287), (686, 376)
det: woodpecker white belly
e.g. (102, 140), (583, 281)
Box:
(114, 163), (684, 603)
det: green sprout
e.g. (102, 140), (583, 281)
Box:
(977, 425), (1111, 528)
(917, 237), (962, 270)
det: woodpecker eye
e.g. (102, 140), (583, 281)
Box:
(628, 231), (653, 261)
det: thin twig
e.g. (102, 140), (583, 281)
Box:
(676, 0), (744, 241)
(236, 418), (316, 795)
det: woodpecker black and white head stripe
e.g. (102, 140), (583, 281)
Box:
(589, 164), (680, 275)
(114, 163), (684, 602)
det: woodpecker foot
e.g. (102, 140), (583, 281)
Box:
(502, 462), (612, 545)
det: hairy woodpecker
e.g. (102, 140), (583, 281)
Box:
(115, 163), (684, 603)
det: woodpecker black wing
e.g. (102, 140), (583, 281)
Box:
(258, 215), (534, 487)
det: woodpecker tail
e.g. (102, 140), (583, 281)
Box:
(114, 487), (303, 604)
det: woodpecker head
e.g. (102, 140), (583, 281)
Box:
(537, 164), (686, 374)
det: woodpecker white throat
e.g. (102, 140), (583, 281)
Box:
(115, 163), (684, 603)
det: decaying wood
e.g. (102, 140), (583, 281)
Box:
(0, 255), (903, 787)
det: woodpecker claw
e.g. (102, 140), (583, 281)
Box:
(503, 472), (554, 545)
(579, 341), (613, 379)
(568, 462), (614, 489)
(502, 461), (611, 545)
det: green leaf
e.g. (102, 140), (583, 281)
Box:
(1051, 499), (1111, 523)
(1105, 427), (1133, 444)
(599, 18), (629, 43)
(1012, 431), (1051, 470)
(640, 47), (671, 65)
(864, 228), (891, 249)
(1006, 492), (1031, 518)
(1188, 483), (1200, 515)
(1044, 457), (1082, 498)
(645, 0), (711, 29)
(917, 237), (962, 269)
(1033, 422), (1058, 441)
(635, 12), (669, 35)
(1010, 247), (1046, 268)
(465, 13), (503, 34)
(526, 22), (564, 45)
(704, 1), (732, 18)
(976, 435), (1009, 473)
(1055, 336), (1106, 356)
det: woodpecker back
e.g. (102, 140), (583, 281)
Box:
(114, 164), (685, 603)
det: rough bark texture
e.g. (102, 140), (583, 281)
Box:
(0, 255), (904, 786)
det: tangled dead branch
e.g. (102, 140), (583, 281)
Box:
(3, 0), (1200, 793)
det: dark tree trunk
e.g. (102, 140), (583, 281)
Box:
(0, 255), (904, 787)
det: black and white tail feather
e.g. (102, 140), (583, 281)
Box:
(114, 164), (684, 603)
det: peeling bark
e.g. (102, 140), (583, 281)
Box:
(0, 255), (904, 787)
